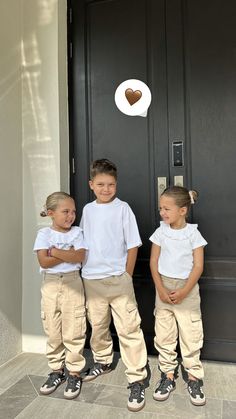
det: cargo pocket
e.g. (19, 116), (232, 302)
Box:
(126, 303), (141, 334)
(41, 310), (49, 335)
(191, 312), (203, 344)
(74, 306), (86, 338)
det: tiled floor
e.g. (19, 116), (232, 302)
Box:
(0, 349), (236, 418)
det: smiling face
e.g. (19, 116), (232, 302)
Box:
(89, 173), (117, 204)
(159, 195), (187, 229)
(48, 198), (76, 232)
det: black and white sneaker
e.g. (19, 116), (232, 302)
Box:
(187, 380), (206, 406)
(82, 362), (112, 382)
(64, 375), (82, 399)
(127, 382), (145, 412)
(153, 374), (176, 401)
(40, 371), (66, 395)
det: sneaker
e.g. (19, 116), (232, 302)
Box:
(187, 379), (206, 406)
(40, 371), (66, 395)
(82, 362), (112, 382)
(153, 374), (176, 401)
(64, 375), (82, 399)
(127, 382), (145, 412)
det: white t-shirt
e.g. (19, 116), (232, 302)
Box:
(33, 226), (87, 274)
(80, 198), (142, 279)
(149, 221), (207, 279)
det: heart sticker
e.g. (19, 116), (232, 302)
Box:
(125, 88), (142, 106)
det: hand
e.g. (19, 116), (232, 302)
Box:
(158, 287), (174, 304)
(169, 288), (187, 304)
(48, 246), (55, 257)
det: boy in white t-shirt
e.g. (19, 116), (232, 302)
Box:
(80, 159), (147, 412)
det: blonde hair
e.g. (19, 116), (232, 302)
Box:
(161, 186), (198, 215)
(40, 192), (73, 217)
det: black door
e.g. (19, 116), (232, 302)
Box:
(68, 0), (236, 361)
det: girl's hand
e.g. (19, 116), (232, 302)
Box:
(169, 288), (188, 304)
(47, 246), (55, 257)
(158, 287), (174, 304)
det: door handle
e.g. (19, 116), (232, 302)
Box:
(174, 175), (184, 187)
(157, 177), (167, 207)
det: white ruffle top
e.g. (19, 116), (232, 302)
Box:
(149, 221), (207, 279)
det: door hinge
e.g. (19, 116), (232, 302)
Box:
(69, 7), (73, 24)
(69, 42), (73, 59)
(71, 157), (75, 174)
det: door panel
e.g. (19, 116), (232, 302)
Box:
(87, 0), (157, 256)
(69, 0), (236, 360)
(185, 0), (236, 257)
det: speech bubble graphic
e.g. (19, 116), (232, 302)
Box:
(115, 79), (151, 117)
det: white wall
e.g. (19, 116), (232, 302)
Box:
(22, 0), (69, 353)
(0, 0), (23, 364)
(0, 0), (68, 362)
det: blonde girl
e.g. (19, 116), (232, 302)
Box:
(149, 186), (207, 406)
(33, 192), (87, 400)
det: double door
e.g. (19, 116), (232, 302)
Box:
(69, 0), (236, 360)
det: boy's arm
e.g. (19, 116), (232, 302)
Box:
(50, 247), (86, 264)
(37, 249), (62, 269)
(126, 247), (138, 276)
(169, 246), (204, 304)
(150, 243), (173, 304)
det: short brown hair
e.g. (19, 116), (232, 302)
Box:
(90, 159), (117, 180)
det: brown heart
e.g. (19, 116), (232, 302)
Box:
(125, 88), (142, 106)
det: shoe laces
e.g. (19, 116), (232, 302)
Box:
(67, 375), (81, 388)
(92, 362), (110, 372)
(188, 380), (202, 396)
(46, 371), (64, 385)
(127, 382), (143, 400)
(93, 362), (104, 370)
(157, 375), (172, 390)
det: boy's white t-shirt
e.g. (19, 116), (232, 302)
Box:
(80, 198), (142, 279)
(33, 226), (87, 274)
(149, 221), (207, 279)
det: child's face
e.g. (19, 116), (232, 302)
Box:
(89, 173), (117, 204)
(48, 198), (76, 232)
(159, 195), (187, 228)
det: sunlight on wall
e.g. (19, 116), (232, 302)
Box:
(0, 0), (22, 364)
(22, 0), (68, 352)
(22, 0), (59, 226)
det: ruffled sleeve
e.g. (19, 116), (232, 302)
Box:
(190, 228), (207, 249)
(149, 226), (162, 245)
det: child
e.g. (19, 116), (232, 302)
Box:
(80, 159), (147, 412)
(149, 186), (207, 406)
(33, 192), (87, 400)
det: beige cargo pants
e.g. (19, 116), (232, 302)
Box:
(83, 272), (147, 383)
(154, 276), (204, 379)
(41, 271), (86, 372)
